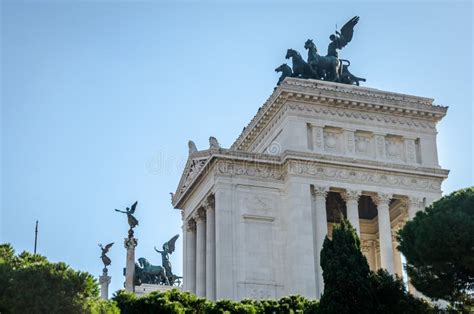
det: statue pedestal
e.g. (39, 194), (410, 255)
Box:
(99, 269), (111, 300)
(134, 284), (181, 297)
(124, 237), (138, 292)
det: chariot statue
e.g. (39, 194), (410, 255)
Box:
(276, 16), (366, 86)
(134, 235), (182, 286)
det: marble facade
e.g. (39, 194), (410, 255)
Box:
(172, 78), (449, 300)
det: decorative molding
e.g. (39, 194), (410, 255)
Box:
(288, 161), (443, 192)
(216, 160), (284, 180)
(186, 219), (196, 232)
(312, 186), (329, 198)
(342, 190), (361, 202)
(231, 77), (447, 151)
(194, 208), (206, 222)
(371, 193), (392, 206)
(124, 237), (138, 249)
(242, 214), (275, 222)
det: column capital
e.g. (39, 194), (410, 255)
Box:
(407, 196), (423, 207)
(186, 218), (196, 232)
(342, 190), (362, 202)
(124, 237), (138, 249)
(371, 193), (392, 206)
(194, 207), (206, 222)
(202, 195), (215, 211)
(312, 186), (329, 198)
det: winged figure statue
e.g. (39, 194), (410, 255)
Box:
(99, 242), (114, 269)
(327, 16), (359, 58)
(115, 201), (139, 238)
(154, 234), (179, 284)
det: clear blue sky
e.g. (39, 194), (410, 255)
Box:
(1, 1), (472, 293)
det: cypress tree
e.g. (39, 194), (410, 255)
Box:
(319, 219), (374, 313)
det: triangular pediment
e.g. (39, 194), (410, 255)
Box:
(171, 151), (213, 207)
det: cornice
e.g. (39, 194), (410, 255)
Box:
(172, 148), (448, 208)
(231, 78), (448, 151)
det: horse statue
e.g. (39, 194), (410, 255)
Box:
(136, 257), (169, 285)
(304, 39), (341, 82)
(339, 60), (366, 86)
(285, 49), (316, 79)
(275, 63), (293, 85)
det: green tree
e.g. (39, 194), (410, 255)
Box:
(0, 243), (118, 314)
(397, 187), (474, 310)
(318, 219), (374, 313)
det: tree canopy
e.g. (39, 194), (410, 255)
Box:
(0, 243), (118, 313)
(319, 219), (433, 314)
(397, 187), (474, 310)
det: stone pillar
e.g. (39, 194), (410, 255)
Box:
(312, 126), (324, 153)
(186, 219), (196, 293)
(372, 193), (395, 274)
(374, 133), (386, 160)
(392, 230), (403, 278)
(407, 196), (422, 220)
(344, 129), (356, 156)
(312, 186), (328, 297)
(195, 208), (207, 297)
(214, 183), (234, 300)
(404, 137), (417, 164)
(343, 190), (361, 235)
(204, 197), (216, 300)
(99, 269), (111, 300)
(124, 237), (138, 292)
(181, 211), (187, 291)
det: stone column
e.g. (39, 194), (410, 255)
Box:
(407, 196), (422, 220)
(392, 230), (403, 278)
(195, 208), (206, 297)
(181, 211), (187, 291)
(99, 269), (111, 300)
(214, 183), (234, 300)
(372, 193), (395, 274)
(312, 186), (328, 297)
(124, 237), (138, 292)
(204, 197), (216, 300)
(343, 190), (361, 235)
(186, 219), (196, 293)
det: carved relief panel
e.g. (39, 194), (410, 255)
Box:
(355, 131), (375, 158)
(385, 135), (405, 161)
(323, 127), (343, 154)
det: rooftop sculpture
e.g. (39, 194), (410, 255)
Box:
(115, 201), (139, 238)
(99, 242), (114, 272)
(134, 234), (182, 286)
(275, 16), (365, 86)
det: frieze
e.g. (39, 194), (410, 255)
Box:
(287, 161), (442, 192)
(288, 102), (436, 131)
(216, 160), (284, 181)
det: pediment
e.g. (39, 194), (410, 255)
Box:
(172, 153), (212, 207)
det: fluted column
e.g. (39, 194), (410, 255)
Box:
(204, 197), (216, 300)
(372, 193), (395, 274)
(195, 208), (206, 297)
(181, 211), (187, 291)
(186, 219), (196, 293)
(312, 186), (328, 297)
(343, 190), (361, 235)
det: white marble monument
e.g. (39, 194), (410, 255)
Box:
(172, 78), (449, 300)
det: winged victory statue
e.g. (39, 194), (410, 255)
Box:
(99, 242), (114, 272)
(115, 201), (139, 238)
